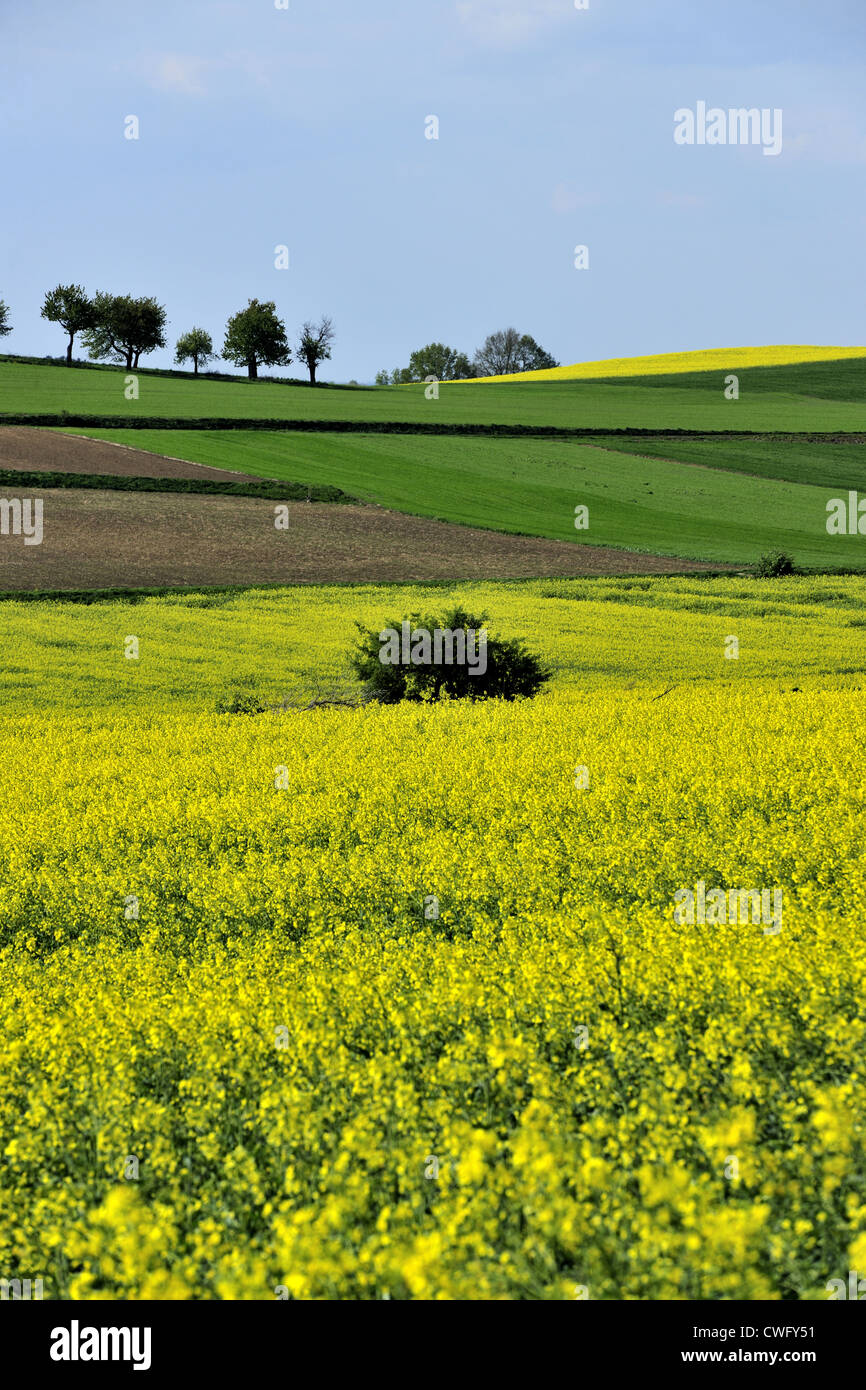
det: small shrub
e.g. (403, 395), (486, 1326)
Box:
(755, 550), (795, 578)
(216, 690), (269, 715)
(350, 605), (550, 704)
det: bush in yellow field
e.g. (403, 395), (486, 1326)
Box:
(0, 577), (864, 1300)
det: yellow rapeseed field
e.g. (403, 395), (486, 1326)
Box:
(1, 578), (864, 1300)
(462, 344), (866, 384)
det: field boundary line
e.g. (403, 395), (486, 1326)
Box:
(3, 415), (866, 442)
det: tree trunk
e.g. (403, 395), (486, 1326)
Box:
(133, 350), (141, 369)
(193, 358), (198, 376)
(248, 358), (258, 379)
(309, 361), (317, 386)
(66, 332), (74, 367)
(126, 348), (134, 370)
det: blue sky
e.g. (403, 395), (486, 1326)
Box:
(1, 0), (864, 380)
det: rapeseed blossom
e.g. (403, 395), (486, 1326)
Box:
(0, 579), (864, 1300)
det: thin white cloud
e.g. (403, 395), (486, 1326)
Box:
(149, 53), (213, 96)
(657, 191), (706, 208)
(140, 48), (322, 99)
(784, 116), (866, 165)
(552, 184), (601, 213)
(456, 0), (572, 47)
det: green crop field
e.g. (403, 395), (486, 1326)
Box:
(57, 427), (866, 569)
(4, 354), (865, 574)
(586, 356), (866, 402)
(591, 436), (866, 490)
(3, 355), (866, 431)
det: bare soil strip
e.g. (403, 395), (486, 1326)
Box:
(0, 489), (725, 592)
(0, 426), (253, 480)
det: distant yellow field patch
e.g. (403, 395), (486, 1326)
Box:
(459, 345), (866, 384)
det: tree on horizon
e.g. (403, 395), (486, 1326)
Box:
(473, 328), (558, 376)
(297, 316), (335, 385)
(40, 284), (97, 366)
(82, 292), (167, 370)
(223, 299), (290, 379)
(174, 327), (217, 375)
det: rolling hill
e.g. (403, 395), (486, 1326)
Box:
(2, 350), (865, 579)
(3, 352), (866, 432)
(461, 344), (866, 383)
(51, 427), (865, 569)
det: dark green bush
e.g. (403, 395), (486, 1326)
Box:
(216, 690), (269, 715)
(0, 410), (811, 442)
(755, 550), (796, 577)
(350, 606), (550, 704)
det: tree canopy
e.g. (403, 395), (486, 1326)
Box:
(472, 328), (558, 377)
(174, 327), (217, 375)
(408, 343), (473, 382)
(377, 331), (556, 386)
(297, 316), (335, 385)
(223, 299), (290, 379)
(82, 292), (167, 370)
(40, 284), (97, 365)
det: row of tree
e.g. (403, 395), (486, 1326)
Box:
(376, 328), (559, 384)
(0, 289), (335, 384)
(0, 294), (559, 386)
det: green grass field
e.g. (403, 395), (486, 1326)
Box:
(591, 436), (866, 490)
(587, 356), (866, 401)
(5, 354), (866, 573)
(58, 428), (866, 569)
(4, 356), (866, 431)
